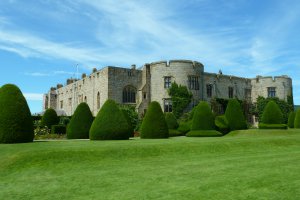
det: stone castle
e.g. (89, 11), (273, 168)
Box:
(43, 60), (293, 119)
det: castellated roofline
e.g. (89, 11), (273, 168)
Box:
(252, 75), (292, 81)
(150, 60), (204, 67)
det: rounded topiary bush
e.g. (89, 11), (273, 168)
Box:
(140, 101), (169, 139)
(41, 108), (59, 128)
(288, 111), (296, 128)
(89, 99), (131, 140)
(67, 103), (94, 139)
(294, 109), (300, 128)
(0, 84), (34, 143)
(261, 101), (283, 124)
(165, 113), (179, 129)
(225, 99), (247, 131)
(191, 101), (215, 130)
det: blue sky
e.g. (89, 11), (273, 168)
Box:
(0, 0), (299, 113)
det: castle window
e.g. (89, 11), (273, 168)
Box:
(164, 99), (172, 112)
(206, 84), (213, 98)
(97, 92), (100, 109)
(143, 92), (147, 99)
(84, 96), (87, 103)
(188, 76), (199, 90)
(268, 87), (276, 97)
(245, 89), (251, 101)
(228, 87), (234, 98)
(123, 86), (136, 103)
(68, 98), (72, 106)
(164, 76), (172, 88)
(60, 100), (63, 109)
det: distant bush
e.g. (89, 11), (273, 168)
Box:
(287, 111), (296, 128)
(41, 108), (59, 128)
(186, 130), (222, 137)
(177, 121), (191, 134)
(122, 110), (134, 137)
(191, 101), (215, 130)
(0, 84), (34, 143)
(67, 103), (93, 139)
(51, 125), (66, 134)
(258, 123), (287, 129)
(168, 129), (183, 137)
(225, 99), (247, 131)
(140, 101), (169, 139)
(90, 99), (131, 140)
(261, 101), (284, 124)
(165, 113), (179, 129)
(294, 109), (300, 128)
(215, 115), (230, 135)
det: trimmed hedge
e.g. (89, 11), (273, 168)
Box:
(287, 111), (296, 128)
(261, 101), (283, 124)
(140, 101), (169, 139)
(225, 99), (247, 131)
(51, 125), (66, 134)
(165, 113), (179, 129)
(67, 103), (94, 139)
(168, 129), (183, 137)
(0, 84), (34, 143)
(186, 130), (222, 137)
(177, 121), (191, 134)
(191, 101), (215, 130)
(258, 123), (288, 129)
(41, 108), (59, 128)
(215, 115), (230, 135)
(294, 109), (300, 128)
(89, 99), (131, 140)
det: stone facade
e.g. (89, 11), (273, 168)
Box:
(43, 60), (293, 117)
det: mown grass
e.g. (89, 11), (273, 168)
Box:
(1, 129), (300, 199)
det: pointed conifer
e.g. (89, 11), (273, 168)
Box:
(225, 99), (247, 130)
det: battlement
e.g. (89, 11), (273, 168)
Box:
(150, 60), (204, 68)
(252, 75), (292, 83)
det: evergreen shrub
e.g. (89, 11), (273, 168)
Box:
(177, 121), (191, 134)
(258, 123), (287, 129)
(294, 109), (300, 128)
(186, 130), (222, 137)
(41, 108), (59, 128)
(191, 101), (215, 130)
(215, 115), (230, 135)
(225, 99), (247, 131)
(67, 103), (94, 139)
(165, 113), (179, 129)
(140, 101), (169, 139)
(51, 125), (66, 134)
(0, 84), (34, 143)
(89, 99), (131, 140)
(287, 111), (296, 128)
(261, 101), (283, 124)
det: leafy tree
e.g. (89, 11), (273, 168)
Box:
(225, 99), (247, 130)
(0, 84), (34, 143)
(67, 103), (94, 139)
(191, 101), (215, 130)
(168, 82), (192, 118)
(41, 108), (59, 128)
(90, 99), (131, 140)
(140, 101), (169, 139)
(119, 104), (139, 131)
(261, 101), (283, 124)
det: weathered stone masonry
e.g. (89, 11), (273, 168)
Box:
(43, 60), (293, 117)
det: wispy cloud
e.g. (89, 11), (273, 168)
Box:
(25, 70), (76, 77)
(24, 93), (43, 101)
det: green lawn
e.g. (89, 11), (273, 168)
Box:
(1, 130), (300, 200)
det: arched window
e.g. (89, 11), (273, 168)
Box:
(123, 86), (136, 103)
(84, 96), (87, 102)
(97, 92), (100, 109)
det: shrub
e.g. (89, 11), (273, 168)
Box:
(165, 113), (179, 129)
(0, 84), (34, 143)
(177, 121), (191, 134)
(294, 109), (300, 128)
(119, 105), (139, 131)
(186, 130), (222, 137)
(191, 101), (215, 130)
(225, 99), (247, 131)
(168, 129), (183, 137)
(215, 115), (230, 135)
(122, 109), (134, 137)
(89, 99), (131, 140)
(140, 101), (169, 139)
(258, 123), (287, 129)
(41, 108), (59, 128)
(67, 103), (94, 139)
(288, 111), (296, 128)
(51, 125), (66, 134)
(261, 101), (283, 124)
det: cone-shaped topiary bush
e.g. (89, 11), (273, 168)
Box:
(67, 103), (94, 139)
(140, 101), (169, 139)
(0, 84), (34, 143)
(225, 99), (247, 131)
(294, 109), (300, 128)
(261, 101), (283, 124)
(165, 113), (179, 129)
(191, 101), (215, 130)
(41, 108), (59, 128)
(288, 111), (296, 128)
(89, 99), (131, 140)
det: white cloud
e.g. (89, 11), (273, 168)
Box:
(24, 93), (43, 101)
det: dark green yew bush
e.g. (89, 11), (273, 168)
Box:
(41, 108), (59, 128)
(0, 84), (34, 143)
(294, 109), (300, 128)
(287, 111), (296, 128)
(191, 101), (215, 130)
(165, 113), (179, 129)
(225, 99), (247, 131)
